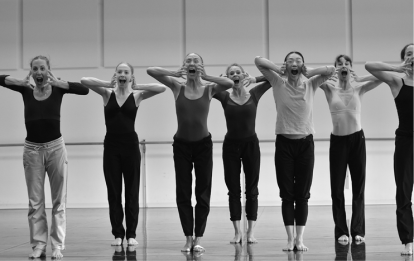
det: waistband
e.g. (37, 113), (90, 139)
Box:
(277, 134), (313, 143)
(173, 133), (212, 145)
(105, 132), (138, 141)
(224, 133), (258, 144)
(24, 136), (64, 150)
(330, 129), (364, 138)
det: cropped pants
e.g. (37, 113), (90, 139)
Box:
(173, 134), (213, 237)
(223, 134), (260, 221)
(104, 132), (141, 240)
(330, 129), (366, 240)
(275, 134), (314, 226)
(23, 136), (68, 251)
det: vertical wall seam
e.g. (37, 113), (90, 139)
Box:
(99, 0), (104, 67)
(182, 0), (186, 62)
(345, 0), (353, 59)
(19, 0), (23, 68)
(264, 0), (269, 59)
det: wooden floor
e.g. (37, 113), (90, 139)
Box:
(0, 205), (412, 261)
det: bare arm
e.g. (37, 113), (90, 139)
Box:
(132, 80), (166, 105)
(254, 56), (284, 86)
(146, 66), (185, 97)
(80, 76), (114, 100)
(364, 61), (410, 92)
(360, 79), (383, 94)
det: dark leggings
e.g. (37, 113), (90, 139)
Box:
(330, 129), (366, 240)
(173, 134), (213, 237)
(223, 134), (260, 221)
(103, 132), (141, 239)
(394, 135), (413, 245)
(275, 134), (314, 226)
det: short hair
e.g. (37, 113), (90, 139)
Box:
(400, 43), (413, 61)
(116, 62), (134, 75)
(284, 51), (305, 63)
(30, 55), (50, 69)
(183, 53), (204, 64)
(334, 54), (353, 67)
(225, 63), (245, 76)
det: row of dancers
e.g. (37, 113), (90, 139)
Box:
(0, 43), (412, 259)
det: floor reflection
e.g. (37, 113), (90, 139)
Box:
(335, 240), (366, 261)
(112, 245), (138, 261)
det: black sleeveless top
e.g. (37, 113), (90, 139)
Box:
(213, 82), (271, 139)
(104, 91), (138, 134)
(175, 85), (210, 141)
(394, 79), (413, 137)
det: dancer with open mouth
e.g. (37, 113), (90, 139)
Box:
(147, 53), (233, 253)
(81, 62), (166, 247)
(213, 64), (270, 244)
(0, 55), (89, 259)
(255, 52), (335, 252)
(365, 43), (413, 256)
(319, 54), (382, 244)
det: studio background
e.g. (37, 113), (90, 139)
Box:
(0, 0), (412, 209)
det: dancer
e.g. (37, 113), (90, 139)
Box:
(0, 55), (89, 259)
(213, 64), (270, 244)
(320, 54), (381, 243)
(147, 53), (233, 252)
(255, 52), (335, 251)
(365, 43), (413, 255)
(81, 62), (166, 246)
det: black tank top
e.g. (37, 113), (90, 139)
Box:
(394, 79), (413, 137)
(175, 85), (210, 141)
(104, 91), (138, 134)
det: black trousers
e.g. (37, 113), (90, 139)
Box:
(223, 134), (260, 221)
(173, 134), (213, 237)
(394, 135), (413, 244)
(330, 129), (366, 240)
(275, 134), (314, 226)
(104, 132), (141, 239)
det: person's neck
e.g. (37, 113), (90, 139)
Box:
(287, 75), (301, 87)
(186, 77), (203, 90)
(338, 78), (352, 90)
(231, 85), (246, 97)
(116, 85), (130, 95)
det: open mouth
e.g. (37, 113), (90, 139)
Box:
(291, 69), (298, 75)
(36, 77), (43, 84)
(119, 79), (127, 84)
(234, 80), (240, 84)
(188, 69), (196, 74)
(341, 71), (348, 76)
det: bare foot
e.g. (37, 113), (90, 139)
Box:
(28, 248), (45, 258)
(247, 230), (258, 244)
(401, 243), (413, 256)
(51, 249), (63, 259)
(181, 236), (193, 252)
(127, 238), (138, 245)
(193, 237), (205, 252)
(354, 235), (365, 242)
(282, 238), (295, 251)
(295, 238), (308, 251)
(338, 235), (349, 242)
(111, 238), (123, 246)
(230, 233), (242, 244)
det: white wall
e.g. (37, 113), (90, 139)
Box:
(0, 0), (412, 209)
